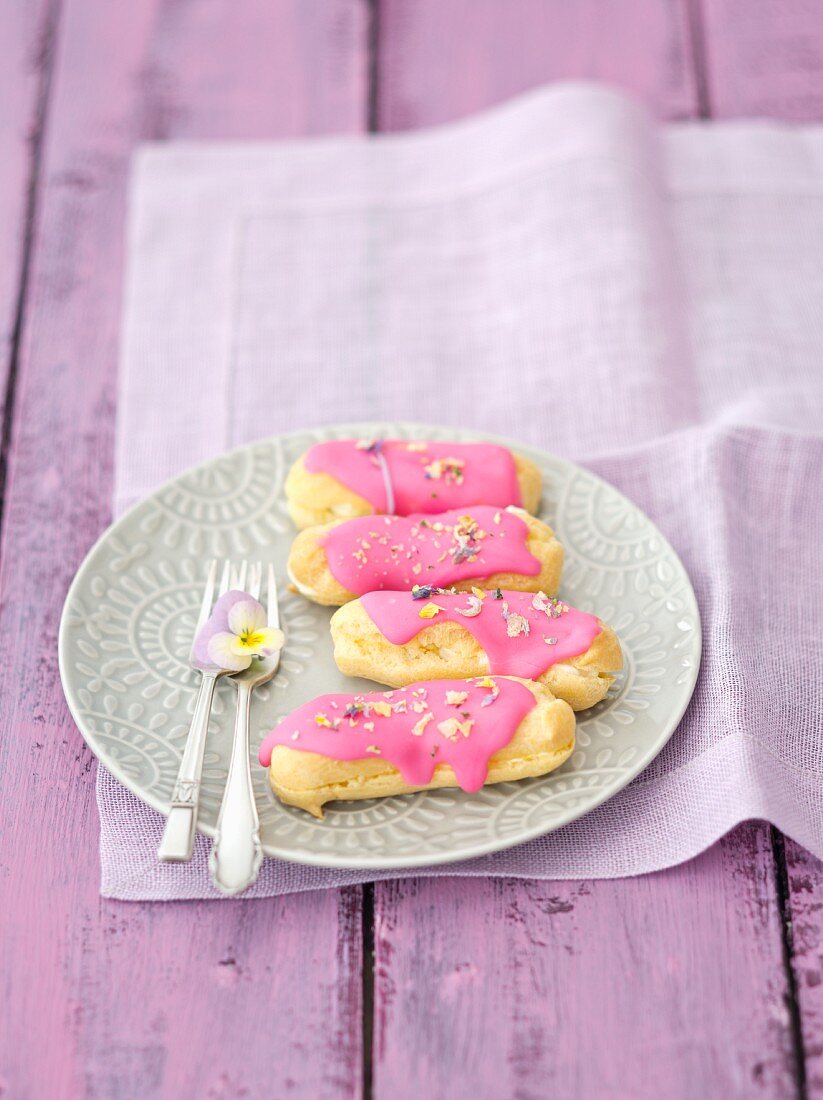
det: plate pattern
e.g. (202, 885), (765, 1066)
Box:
(59, 424), (700, 869)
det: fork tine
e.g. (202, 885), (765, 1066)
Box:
(237, 559), (248, 591)
(267, 564), (280, 629)
(247, 561), (262, 601)
(218, 559), (232, 597)
(188, 559), (217, 662)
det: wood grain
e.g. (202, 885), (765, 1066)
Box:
(0, 0), (55, 416)
(373, 827), (798, 1099)
(369, 9), (811, 1094)
(2, 1), (822, 1096)
(377, 0), (699, 130)
(698, 0), (823, 119)
(785, 838), (823, 1096)
(0, 1), (366, 1096)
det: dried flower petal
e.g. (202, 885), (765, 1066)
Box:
(456, 595), (483, 618)
(437, 717), (473, 741)
(355, 438), (383, 453)
(412, 712), (434, 736)
(419, 602), (445, 619)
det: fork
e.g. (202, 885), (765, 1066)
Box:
(209, 562), (281, 896)
(157, 558), (249, 862)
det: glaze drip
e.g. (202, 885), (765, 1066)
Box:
(258, 677), (537, 792)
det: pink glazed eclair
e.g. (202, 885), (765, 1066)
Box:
(287, 506), (563, 607)
(331, 589), (622, 711)
(284, 438), (542, 529)
(258, 676), (575, 817)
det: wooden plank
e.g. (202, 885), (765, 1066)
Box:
(372, 6), (811, 1096)
(377, 0), (699, 130)
(672, 0), (823, 1087)
(0, 0), (54, 409)
(785, 838), (823, 1095)
(374, 826), (798, 1098)
(698, 0), (823, 119)
(0, 1), (366, 1097)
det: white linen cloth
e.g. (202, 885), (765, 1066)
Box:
(100, 84), (823, 898)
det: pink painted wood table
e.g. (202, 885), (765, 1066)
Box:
(2, 2), (823, 1096)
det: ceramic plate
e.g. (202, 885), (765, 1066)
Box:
(58, 422), (700, 869)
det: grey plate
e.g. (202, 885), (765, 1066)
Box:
(58, 422), (701, 870)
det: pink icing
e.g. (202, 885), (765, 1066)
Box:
(304, 439), (523, 515)
(322, 506), (541, 595)
(258, 677), (537, 792)
(360, 590), (602, 679)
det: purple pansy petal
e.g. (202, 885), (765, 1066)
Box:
(207, 590), (252, 630)
(191, 589), (257, 668)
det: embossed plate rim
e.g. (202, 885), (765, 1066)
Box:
(58, 421), (701, 870)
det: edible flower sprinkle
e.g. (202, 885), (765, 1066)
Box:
(423, 457), (466, 485)
(419, 602), (445, 619)
(412, 713), (434, 736)
(411, 583), (437, 600)
(450, 516), (485, 564)
(501, 600), (530, 638)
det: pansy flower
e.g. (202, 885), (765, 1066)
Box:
(193, 590), (285, 672)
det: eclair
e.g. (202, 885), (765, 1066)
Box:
(331, 589), (622, 711)
(285, 438), (542, 529)
(258, 676), (575, 817)
(287, 505), (563, 606)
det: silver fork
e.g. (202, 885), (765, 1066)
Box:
(209, 563), (281, 896)
(158, 558), (249, 862)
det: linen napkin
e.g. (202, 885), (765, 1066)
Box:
(101, 84), (822, 898)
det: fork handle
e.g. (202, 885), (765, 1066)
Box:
(209, 682), (263, 896)
(158, 671), (219, 862)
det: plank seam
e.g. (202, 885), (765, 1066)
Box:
(0, 0), (61, 531)
(366, 0), (380, 133)
(362, 883), (375, 1100)
(362, 7), (379, 1093)
(772, 828), (809, 1099)
(685, 0), (712, 119)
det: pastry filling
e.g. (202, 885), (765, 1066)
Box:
(360, 588), (602, 680)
